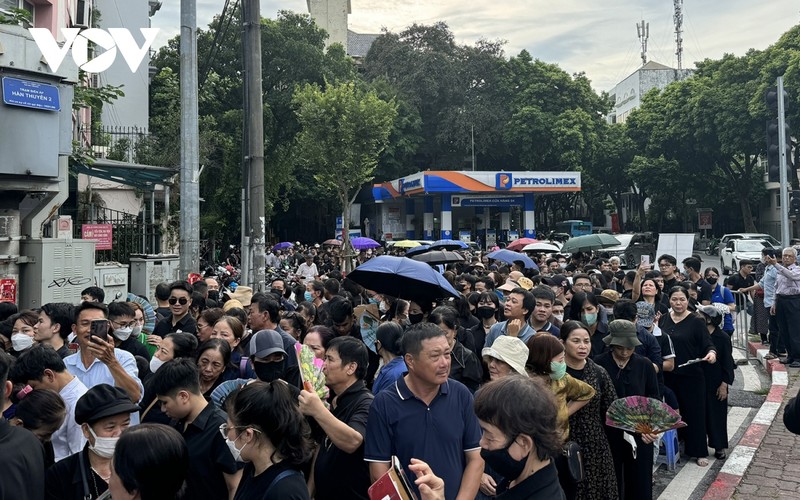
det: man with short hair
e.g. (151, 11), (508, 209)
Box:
(296, 254), (320, 283)
(682, 257), (712, 305)
(572, 273), (600, 296)
(726, 260), (756, 292)
(80, 286), (105, 303)
(767, 248), (800, 367)
(247, 294), (301, 388)
(0, 350), (45, 499)
(658, 254), (680, 290)
(543, 274), (569, 306)
(64, 302), (143, 408)
(528, 286), (560, 337)
(299, 336), (374, 500)
(153, 280), (197, 336)
(154, 282), (172, 320)
(108, 301), (151, 360)
(153, 358), (241, 500)
(365, 323), (483, 500)
(35, 302), (75, 358)
(10, 344), (88, 461)
(484, 287), (535, 348)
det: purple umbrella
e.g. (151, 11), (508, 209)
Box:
(272, 241), (294, 251)
(351, 237), (381, 250)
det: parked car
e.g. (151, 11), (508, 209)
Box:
(604, 233), (656, 269)
(720, 239), (771, 274)
(717, 233), (781, 254)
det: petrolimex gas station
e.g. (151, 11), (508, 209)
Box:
(371, 170), (581, 246)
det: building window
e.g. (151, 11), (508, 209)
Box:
(776, 193), (781, 208)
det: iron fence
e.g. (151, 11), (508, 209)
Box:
(68, 202), (162, 264)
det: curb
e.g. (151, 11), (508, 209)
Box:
(702, 341), (788, 500)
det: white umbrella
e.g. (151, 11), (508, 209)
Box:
(522, 242), (561, 253)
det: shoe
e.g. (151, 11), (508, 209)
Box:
(715, 450), (727, 460)
(780, 358), (794, 364)
(790, 361), (800, 368)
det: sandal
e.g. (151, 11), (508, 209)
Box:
(696, 457), (709, 467)
(765, 353), (778, 360)
(715, 450), (727, 460)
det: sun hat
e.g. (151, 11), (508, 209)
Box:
(603, 319), (642, 348)
(482, 336), (529, 376)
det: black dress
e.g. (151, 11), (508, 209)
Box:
(703, 327), (735, 450)
(659, 313), (715, 458)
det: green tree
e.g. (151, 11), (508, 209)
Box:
(292, 81), (397, 269)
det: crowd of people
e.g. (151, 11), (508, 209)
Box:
(4, 238), (799, 499)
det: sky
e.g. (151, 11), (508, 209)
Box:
(150, 0), (800, 92)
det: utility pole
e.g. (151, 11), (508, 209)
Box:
(242, 0), (266, 292)
(778, 77), (791, 247)
(471, 124), (476, 171)
(180, 0), (200, 276)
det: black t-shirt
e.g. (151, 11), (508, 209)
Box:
(314, 381), (374, 500)
(0, 418), (45, 500)
(118, 336), (151, 360)
(694, 278), (713, 304)
(726, 273), (755, 291)
(234, 461), (308, 500)
(153, 313), (197, 336)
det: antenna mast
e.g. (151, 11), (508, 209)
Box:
(674, 0), (684, 69)
(637, 19), (650, 66)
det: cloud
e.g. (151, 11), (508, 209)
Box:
(149, 0), (799, 92)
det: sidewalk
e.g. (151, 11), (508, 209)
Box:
(703, 341), (798, 499)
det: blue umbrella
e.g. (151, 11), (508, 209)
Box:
(346, 256), (460, 303)
(405, 244), (431, 257)
(430, 239), (469, 250)
(272, 241), (294, 251)
(487, 249), (538, 269)
(351, 237), (381, 250)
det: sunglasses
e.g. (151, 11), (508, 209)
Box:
(169, 297), (189, 305)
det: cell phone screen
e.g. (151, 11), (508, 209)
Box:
(641, 255), (650, 266)
(90, 319), (109, 342)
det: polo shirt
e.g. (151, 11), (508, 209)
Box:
(372, 357), (407, 394)
(364, 376), (482, 500)
(314, 380), (374, 500)
(64, 348), (144, 424)
(484, 320), (535, 349)
(52, 375), (88, 462)
(529, 321), (560, 337)
(0, 417), (45, 500)
(174, 402), (238, 500)
(153, 313), (197, 336)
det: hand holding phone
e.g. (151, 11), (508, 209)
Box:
(89, 319), (110, 343)
(641, 255), (651, 267)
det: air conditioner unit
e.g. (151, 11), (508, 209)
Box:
(74, 0), (90, 29)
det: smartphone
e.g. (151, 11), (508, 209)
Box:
(89, 319), (109, 343)
(641, 255), (650, 267)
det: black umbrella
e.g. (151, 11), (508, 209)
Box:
(346, 256), (460, 303)
(410, 250), (465, 265)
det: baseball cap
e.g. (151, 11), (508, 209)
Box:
(516, 277), (534, 291)
(75, 384), (140, 425)
(250, 329), (286, 359)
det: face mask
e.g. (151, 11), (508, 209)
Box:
(208, 290), (220, 302)
(112, 327), (133, 341)
(408, 312), (424, 325)
(559, 263), (567, 269)
(368, 297), (380, 305)
(304, 291), (313, 302)
(602, 306), (614, 317)
(11, 333), (33, 352)
(550, 360), (567, 381)
(253, 361), (285, 382)
(149, 356), (166, 373)
(379, 301), (389, 314)
(581, 312), (598, 326)
(476, 306), (496, 320)
(131, 325), (142, 337)
(706, 277), (718, 285)
(553, 313), (564, 323)
(225, 435), (249, 463)
(480, 442), (527, 481)
(88, 427), (119, 459)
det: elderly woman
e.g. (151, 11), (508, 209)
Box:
(595, 320), (660, 500)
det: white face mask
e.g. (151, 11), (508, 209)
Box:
(149, 356), (166, 373)
(131, 325), (143, 337)
(553, 313), (564, 323)
(112, 327), (133, 341)
(88, 426), (119, 459)
(225, 435), (249, 462)
(11, 333), (34, 352)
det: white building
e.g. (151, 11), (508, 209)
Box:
(306, 0), (379, 61)
(607, 60), (693, 124)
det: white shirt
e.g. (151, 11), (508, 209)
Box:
(296, 262), (318, 282)
(52, 376), (88, 462)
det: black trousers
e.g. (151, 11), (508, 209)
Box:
(607, 428), (654, 500)
(775, 295), (800, 361)
(768, 308), (785, 355)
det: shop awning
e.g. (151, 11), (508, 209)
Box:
(71, 158), (177, 191)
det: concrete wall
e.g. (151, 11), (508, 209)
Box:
(307, 0), (349, 49)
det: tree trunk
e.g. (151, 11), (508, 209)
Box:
(737, 192), (758, 233)
(612, 194), (624, 231)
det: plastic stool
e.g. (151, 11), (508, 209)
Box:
(661, 429), (680, 471)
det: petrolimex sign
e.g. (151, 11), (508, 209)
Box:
(399, 173), (424, 194)
(496, 172), (579, 190)
(30, 28), (159, 73)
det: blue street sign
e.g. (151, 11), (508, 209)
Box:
(2, 77), (61, 111)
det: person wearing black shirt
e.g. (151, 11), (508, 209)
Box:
(153, 281), (198, 337)
(108, 302), (151, 361)
(698, 305), (735, 460)
(682, 257), (713, 305)
(227, 381), (314, 500)
(298, 337), (374, 500)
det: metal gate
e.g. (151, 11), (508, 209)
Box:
(71, 202), (161, 264)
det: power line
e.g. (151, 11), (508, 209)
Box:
(199, 0), (239, 88)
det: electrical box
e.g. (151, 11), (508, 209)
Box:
(95, 263), (129, 303)
(19, 239), (95, 308)
(129, 254), (180, 305)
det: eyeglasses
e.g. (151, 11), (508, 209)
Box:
(219, 423), (261, 439)
(169, 297), (189, 305)
(111, 320), (136, 329)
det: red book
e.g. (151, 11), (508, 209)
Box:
(368, 456), (418, 500)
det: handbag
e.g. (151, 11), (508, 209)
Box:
(562, 441), (584, 483)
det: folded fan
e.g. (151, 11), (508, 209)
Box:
(606, 395), (686, 434)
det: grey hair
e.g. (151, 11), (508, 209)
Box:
(783, 247), (797, 258)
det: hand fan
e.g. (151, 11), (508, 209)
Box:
(606, 395), (686, 434)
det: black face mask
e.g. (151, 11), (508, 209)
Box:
(253, 361), (285, 382)
(706, 277), (718, 285)
(476, 306), (496, 320)
(208, 290), (220, 302)
(408, 312), (424, 325)
(480, 441), (527, 481)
